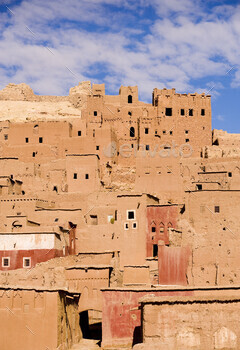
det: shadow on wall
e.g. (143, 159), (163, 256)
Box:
(79, 310), (102, 343)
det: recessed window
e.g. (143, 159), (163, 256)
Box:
(185, 130), (189, 134)
(189, 109), (193, 116)
(85, 174), (89, 179)
(2, 257), (10, 267)
(127, 210), (135, 220)
(25, 137), (29, 143)
(228, 172), (232, 177)
(32, 152), (36, 157)
(170, 131), (173, 135)
(94, 111), (97, 116)
(4, 134), (8, 140)
(128, 95), (133, 104)
(151, 226), (156, 232)
(163, 130), (166, 134)
(23, 258), (31, 268)
(146, 145), (149, 150)
(181, 109), (185, 116)
(73, 173), (77, 179)
(93, 130), (95, 137)
(128, 111), (132, 116)
(130, 127), (135, 137)
(145, 128), (149, 134)
(196, 184), (202, 190)
(124, 222), (129, 230)
(153, 244), (158, 257)
(96, 146), (99, 150)
(132, 222), (137, 229)
(78, 130), (82, 136)
(185, 138), (189, 143)
(155, 130), (158, 135)
(165, 108), (172, 116)
(201, 109), (205, 116)
(39, 137), (43, 143)
(214, 206), (220, 213)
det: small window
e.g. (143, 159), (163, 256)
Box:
(185, 130), (189, 134)
(25, 137), (29, 143)
(93, 130), (95, 137)
(124, 222), (129, 230)
(228, 172), (232, 177)
(153, 244), (158, 257)
(185, 138), (189, 143)
(165, 108), (172, 116)
(94, 111), (97, 116)
(215, 206), (220, 213)
(2, 257), (10, 267)
(39, 137), (43, 143)
(130, 127), (135, 137)
(201, 109), (205, 116)
(90, 215), (98, 225)
(151, 226), (156, 232)
(146, 145), (149, 150)
(23, 258), (31, 268)
(145, 128), (149, 134)
(53, 186), (58, 192)
(181, 109), (185, 116)
(132, 222), (137, 229)
(78, 130), (82, 136)
(196, 184), (202, 190)
(170, 131), (173, 135)
(160, 227), (164, 233)
(127, 210), (135, 220)
(85, 174), (89, 179)
(96, 146), (99, 150)
(73, 173), (77, 179)
(32, 152), (36, 157)
(128, 111), (132, 116)
(155, 130), (158, 135)
(163, 130), (166, 134)
(128, 95), (133, 103)
(4, 134), (8, 140)
(189, 109), (193, 116)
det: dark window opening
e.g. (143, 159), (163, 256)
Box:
(145, 128), (149, 134)
(94, 111), (97, 116)
(170, 131), (173, 135)
(96, 146), (99, 150)
(32, 152), (36, 157)
(25, 137), (29, 143)
(53, 186), (58, 192)
(228, 172), (232, 177)
(165, 108), (172, 116)
(39, 137), (43, 143)
(146, 145), (149, 150)
(128, 211), (135, 220)
(85, 174), (89, 179)
(153, 244), (158, 257)
(131, 144), (134, 148)
(4, 134), (8, 140)
(3, 258), (9, 267)
(196, 184), (202, 190)
(93, 130), (95, 137)
(201, 109), (205, 116)
(78, 130), (82, 136)
(163, 130), (166, 134)
(90, 215), (98, 225)
(151, 226), (156, 232)
(189, 109), (193, 116)
(128, 111), (132, 116)
(215, 206), (220, 213)
(130, 127), (135, 137)
(185, 138), (189, 143)
(133, 222), (137, 229)
(73, 173), (77, 179)
(181, 109), (185, 116)
(128, 95), (133, 103)
(185, 130), (189, 134)
(23, 258), (30, 267)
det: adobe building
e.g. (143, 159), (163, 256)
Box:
(0, 81), (238, 349)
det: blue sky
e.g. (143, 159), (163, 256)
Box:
(0, 0), (239, 133)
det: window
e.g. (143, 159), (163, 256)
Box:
(196, 184), (202, 190)
(201, 109), (205, 116)
(145, 128), (149, 134)
(127, 210), (135, 220)
(130, 127), (135, 137)
(94, 111), (97, 116)
(128, 111), (132, 116)
(2, 257), (10, 267)
(85, 174), (89, 179)
(228, 172), (232, 177)
(185, 138), (189, 143)
(151, 226), (156, 232)
(189, 109), (193, 116)
(163, 130), (166, 134)
(39, 137), (43, 143)
(78, 131), (82, 136)
(124, 222), (129, 230)
(53, 186), (58, 192)
(185, 130), (189, 134)
(132, 222), (137, 229)
(93, 130), (95, 137)
(23, 258), (31, 268)
(181, 109), (185, 116)
(4, 134), (8, 140)
(96, 146), (99, 150)
(73, 173), (77, 179)
(165, 108), (172, 116)
(90, 215), (98, 225)
(170, 131), (173, 135)
(32, 152), (36, 157)
(153, 244), (158, 257)
(215, 206), (220, 213)
(146, 145), (149, 150)
(25, 137), (29, 143)
(128, 95), (133, 103)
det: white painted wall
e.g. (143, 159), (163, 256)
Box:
(0, 233), (56, 250)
